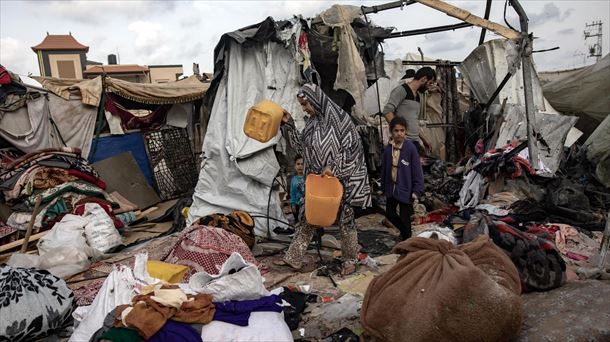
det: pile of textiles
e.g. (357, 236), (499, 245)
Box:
(421, 159), (463, 209)
(449, 209), (567, 292)
(0, 218), (17, 244)
(72, 253), (293, 342)
(0, 147), (137, 233)
(196, 211), (256, 248)
(458, 142), (536, 210)
(524, 223), (603, 267)
(164, 225), (260, 281)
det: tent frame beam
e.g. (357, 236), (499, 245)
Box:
(386, 22), (473, 39)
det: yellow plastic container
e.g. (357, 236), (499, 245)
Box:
(305, 174), (343, 227)
(243, 100), (284, 143)
(147, 260), (188, 284)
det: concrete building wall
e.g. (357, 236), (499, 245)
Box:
(48, 53), (84, 79)
(149, 65), (183, 83)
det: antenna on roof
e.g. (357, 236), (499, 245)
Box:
(69, 31), (72, 36)
(46, 31), (49, 35)
(117, 47), (121, 64)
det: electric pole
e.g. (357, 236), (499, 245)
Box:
(584, 21), (603, 62)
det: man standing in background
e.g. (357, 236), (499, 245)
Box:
(382, 67), (436, 154)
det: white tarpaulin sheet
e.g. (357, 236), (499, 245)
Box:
(460, 39), (581, 176)
(188, 37), (306, 236)
(539, 54), (610, 123)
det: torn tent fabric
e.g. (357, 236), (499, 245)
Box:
(104, 93), (171, 130)
(188, 20), (305, 236)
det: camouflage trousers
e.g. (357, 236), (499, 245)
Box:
(283, 204), (358, 267)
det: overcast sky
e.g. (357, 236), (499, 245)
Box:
(2, 0), (609, 77)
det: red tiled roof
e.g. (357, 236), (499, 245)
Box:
(83, 65), (149, 74)
(31, 34), (89, 52)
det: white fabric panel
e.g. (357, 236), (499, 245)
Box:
(0, 94), (63, 154)
(166, 102), (190, 128)
(188, 39), (303, 236)
(225, 39), (306, 160)
(47, 92), (97, 158)
(200, 312), (293, 341)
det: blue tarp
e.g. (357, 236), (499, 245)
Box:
(88, 132), (155, 187)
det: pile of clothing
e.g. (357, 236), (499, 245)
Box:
(69, 224), (262, 308)
(0, 147), (137, 234)
(458, 142), (535, 210)
(454, 210), (566, 291)
(72, 253), (293, 342)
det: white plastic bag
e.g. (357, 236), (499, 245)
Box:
(189, 252), (270, 302)
(7, 253), (42, 268)
(40, 246), (91, 278)
(83, 203), (122, 253)
(37, 214), (90, 255)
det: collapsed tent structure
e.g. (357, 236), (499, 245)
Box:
(1, 70), (210, 239)
(0, 0), (609, 341)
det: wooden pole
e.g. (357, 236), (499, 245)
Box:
(415, 0), (520, 40)
(20, 195), (42, 253)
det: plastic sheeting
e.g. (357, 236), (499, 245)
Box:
(583, 115), (610, 187)
(460, 39), (581, 176)
(539, 54), (610, 123)
(0, 94), (63, 154)
(460, 39), (556, 113)
(319, 5), (368, 122)
(188, 36), (304, 236)
(47, 90), (97, 158)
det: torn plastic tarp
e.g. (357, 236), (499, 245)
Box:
(583, 115), (610, 188)
(319, 5), (368, 122)
(495, 104), (578, 176)
(460, 39), (582, 176)
(188, 24), (306, 236)
(539, 54), (610, 123)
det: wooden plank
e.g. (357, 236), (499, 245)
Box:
(21, 195), (42, 253)
(415, 0), (520, 40)
(0, 231), (48, 253)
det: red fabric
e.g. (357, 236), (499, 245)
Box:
(105, 93), (170, 130)
(73, 197), (124, 229)
(511, 156), (536, 178)
(0, 66), (11, 85)
(412, 206), (459, 225)
(68, 169), (106, 190)
(298, 31), (308, 49)
(164, 225), (259, 281)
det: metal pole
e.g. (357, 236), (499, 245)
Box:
(478, 0), (493, 45)
(361, 0), (416, 14)
(509, 0), (538, 169)
(387, 22), (473, 39)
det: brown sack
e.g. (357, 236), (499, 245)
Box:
(361, 236), (522, 342)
